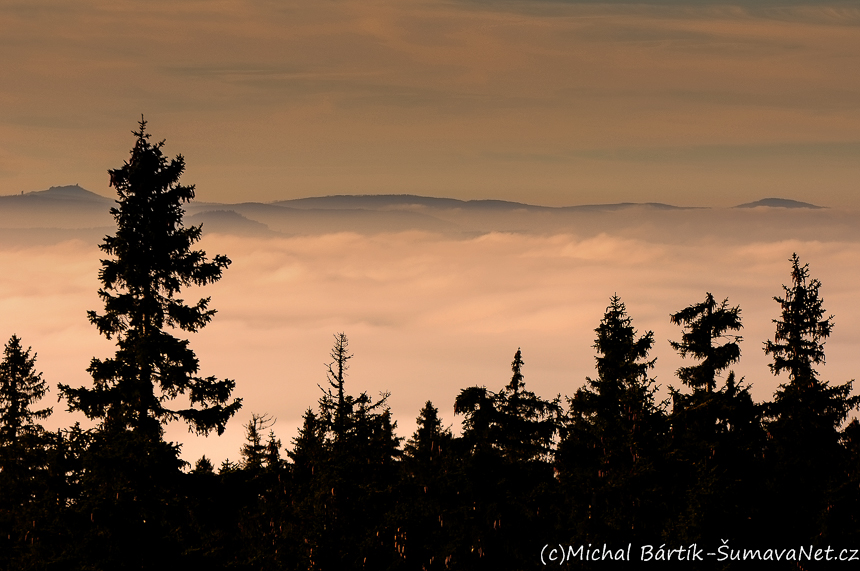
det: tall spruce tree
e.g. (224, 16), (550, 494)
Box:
(59, 118), (241, 437)
(287, 408), (327, 568)
(404, 401), (451, 464)
(56, 119), (241, 568)
(0, 336), (51, 494)
(0, 335), (52, 567)
(557, 295), (666, 543)
(762, 254), (858, 544)
(291, 333), (401, 570)
(494, 349), (560, 463)
(666, 294), (763, 544)
(452, 349), (560, 568)
(399, 401), (457, 570)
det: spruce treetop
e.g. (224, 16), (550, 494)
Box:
(567, 295), (664, 447)
(670, 293), (742, 392)
(764, 253), (832, 386)
(455, 348), (559, 462)
(0, 335), (50, 445)
(592, 294), (656, 393)
(405, 400), (447, 457)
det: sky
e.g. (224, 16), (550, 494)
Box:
(2, 1), (860, 465)
(2, 0), (860, 207)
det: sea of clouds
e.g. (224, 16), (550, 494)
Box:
(2, 206), (858, 465)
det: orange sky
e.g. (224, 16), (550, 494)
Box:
(2, 0), (860, 206)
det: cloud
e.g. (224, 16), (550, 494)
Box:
(6, 209), (859, 465)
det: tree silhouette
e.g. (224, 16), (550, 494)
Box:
(0, 335), (52, 567)
(558, 295), (666, 543)
(290, 333), (401, 570)
(670, 292), (742, 393)
(404, 401), (451, 463)
(666, 295), (763, 544)
(494, 349), (560, 463)
(0, 335), (50, 451)
(453, 349), (560, 567)
(399, 401), (457, 569)
(240, 412), (275, 470)
(765, 254), (833, 386)
(60, 118), (241, 438)
(55, 118), (241, 569)
(763, 254), (859, 544)
(321, 332), (352, 441)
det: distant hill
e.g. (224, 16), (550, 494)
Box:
(3, 186), (851, 243)
(560, 202), (692, 212)
(275, 194), (693, 212)
(0, 185), (114, 229)
(275, 194), (544, 211)
(735, 198), (823, 209)
(1, 187), (824, 212)
(1, 184), (112, 204)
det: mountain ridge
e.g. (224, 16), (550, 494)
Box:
(734, 197), (824, 209)
(2, 185), (825, 210)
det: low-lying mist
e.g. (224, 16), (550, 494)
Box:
(2, 203), (859, 465)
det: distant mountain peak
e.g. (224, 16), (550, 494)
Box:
(36, 185), (111, 201)
(735, 198), (823, 209)
(0, 184), (112, 203)
(45, 184), (88, 192)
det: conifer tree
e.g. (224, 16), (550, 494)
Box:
(286, 409), (326, 569)
(494, 349), (560, 463)
(60, 118), (241, 438)
(321, 332), (352, 441)
(0, 335), (52, 567)
(292, 333), (401, 570)
(404, 401), (452, 463)
(558, 295), (666, 543)
(453, 385), (496, 455)
(453, 349), (560, 568)
(240, 413), (275, 470)
(263, 429), (283, 472)
(231, 413), (287, 567)
(666, 295), (763, 544)
(0, 335), (50, 450)
(670, 293), (742, 392)
(0, 336), (51, 491)
(55, 119), (241, 568)
(289, 409), (325, 482)
(399, 401), (456, 570)
(192, 455), (215, 474)
(762, 254), (858, 543)
(456, 350), (559, 461)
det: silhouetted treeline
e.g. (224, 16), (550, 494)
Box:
(2, 122), (859, 569)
